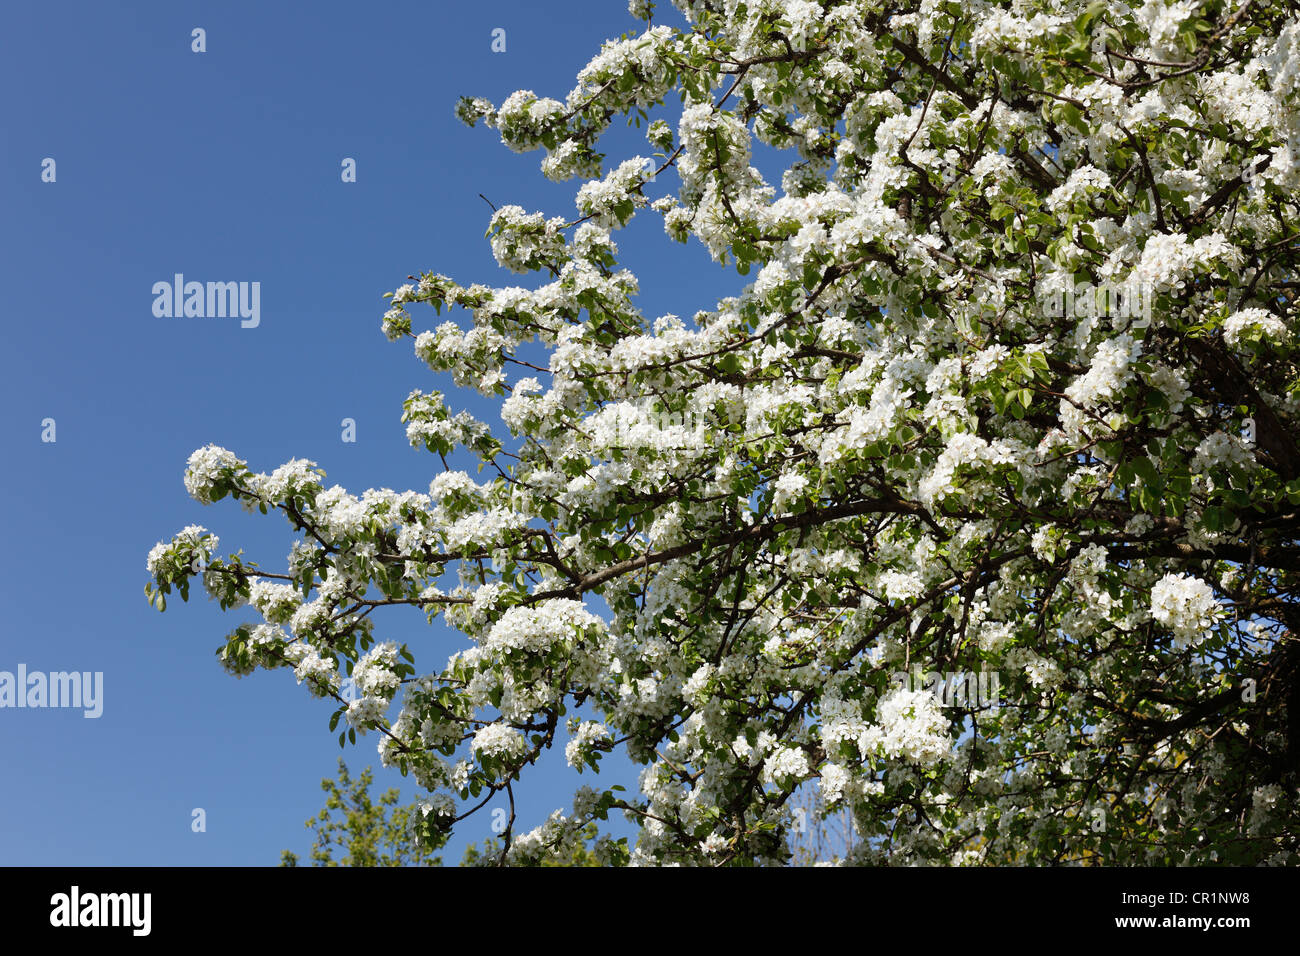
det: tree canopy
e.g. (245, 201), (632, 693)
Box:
(278, 759), (441, 867)
(148, 0), (1300, 865)
(277, 758), (603, 866)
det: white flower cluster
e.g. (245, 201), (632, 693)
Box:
(251, 458), (324, 503)
(1064, 334), (1141, 410)
(345, 695), (388, 733)
(1223, 307), (1290, 348)
(1249, 783), (1284, 834)
(918, 432), (1020, 509)
(1047, 166), (1111, 212)
(761, 746), (811, 785)
(1030, 524), (1063, 564)
(1192, 431), (1254, 475)
(1128, 232), (1240, 303)
(770, 471), (810, 513)
(146, 524), (217, 578)
(1200, 71), (1279, 135)
(471, 722), (529, 761)
(1136, 0), (1200, 55)
(1150, 573), (1223, 647)
(860, 688), (952, 766)
(494, 90), (566, 153)
(575, 157), (653, 229)
(183, 444), (246, 504)
(970, 9), (1071, 56)
(352, 642), (401, 699)
(487, 205), (569, 273)
(481, 599), (605, 656)
(283, 643), (339, 696)
(248, 579), (301, 624)
(878, 569), (924, 601)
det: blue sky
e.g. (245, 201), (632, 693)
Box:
(0, 0), (757, 864)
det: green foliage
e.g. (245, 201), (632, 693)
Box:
(279, 758), (441, 867)
(280, 760), (610, 867)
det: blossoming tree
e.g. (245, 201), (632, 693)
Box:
(147, 0), (1300, 864)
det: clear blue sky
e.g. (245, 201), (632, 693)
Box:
(0, 0), (754, 864)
